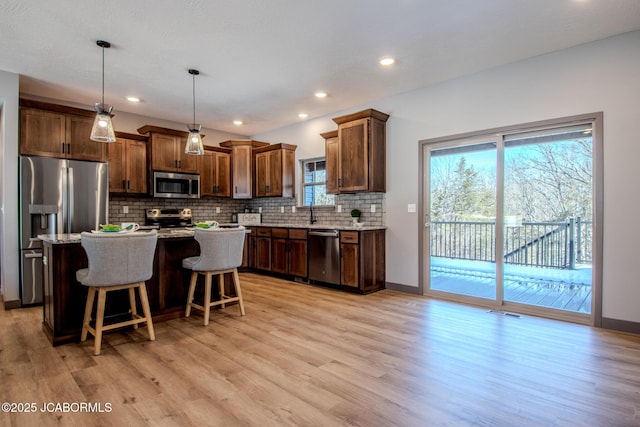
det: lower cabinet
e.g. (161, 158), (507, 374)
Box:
(253, 227), (308, 279)
(246, 226), (383, 293)
(340, 229), (385, 293)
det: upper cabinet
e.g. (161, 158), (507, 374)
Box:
(109, 132), (148, 194)
(220, 140), (269, 199)
(327, 109), (389, 194)
(137, 125), (199, 173)
(254, 143), (296, 198)
(19, 100), (108, 162)
(321, 130), (339, 195)
(199, 146), (232, 197)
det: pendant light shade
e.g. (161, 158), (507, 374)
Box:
(185, 69), (204, 155)
(90, 40), (116, 143)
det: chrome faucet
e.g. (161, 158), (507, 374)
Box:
(309, 204), (317, 224)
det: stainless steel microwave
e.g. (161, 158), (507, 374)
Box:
(153, 171), (200, 198)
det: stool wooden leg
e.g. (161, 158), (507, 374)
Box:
(94, 288), (107, 356)
(232, 268), (245, 316)
(138, 283), (155, 341)
(128, 287), (138, 329)
(218, 273), (226, 308)
(203, 272), (212, 326)
(81, 287), (96, 342)
(185, 271), (198, 317)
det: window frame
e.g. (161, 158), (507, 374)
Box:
(300, 157), (335, 207)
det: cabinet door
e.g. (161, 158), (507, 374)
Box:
(151, 134), (180, 171)
(271, 237), (288, 274)
(215, 152), (231, 197)
(66, 114), (108, 161)
(325, 135), (339, 194)
(126, 140), (147, 193)
(179, 139), (199, 173)
(232, 145), (253, 198)
(108, 139), (126, 193)
(289, 239), (308, 278)
(20, 108), (66, 157)
(199, 151), (215, 196)
(255, 152), (268, 197)
(267, 150), (283, 196)
(340, 243), (359, 287)
(338, 118), (368, 192)
(256, 237), (271, 271)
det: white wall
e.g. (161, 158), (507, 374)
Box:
(253, 31), (640, 323)
(0, 70), (20, 304)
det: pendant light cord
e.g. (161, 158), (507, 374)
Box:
(101, 46), (105, 105)
(192, 72), (196, 125)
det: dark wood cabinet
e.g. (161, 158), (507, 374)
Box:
(138, 125), (199, 173)
(288, 229), (308, 278)
(321, 130), (339, 195)
(254, 143), (296, 198)
(250, 227), (308, 279)
(327, 109), (389, 194)
(199, 146), (231, 197)
(20, 100), (108, 162)
(220, 140), (269, 199)
(255, 228), (272, 271)
(109, 132), (148, 194)
(340, 229), (385, 293)
(271, 228), (289, 274)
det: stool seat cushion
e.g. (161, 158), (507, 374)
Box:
(76, 268), (89, 283)
(182, 256), (200, 269)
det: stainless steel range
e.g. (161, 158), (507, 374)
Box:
(145, 208), (193, 228)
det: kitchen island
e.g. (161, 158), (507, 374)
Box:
(39, 231), (203, 345)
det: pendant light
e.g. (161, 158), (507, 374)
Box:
(90, 40), (116, 143)
(185, 68), (204, 155)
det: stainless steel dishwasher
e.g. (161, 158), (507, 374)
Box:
(308, 229), (340, 285)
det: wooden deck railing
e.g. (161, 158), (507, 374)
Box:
(430, 217), (592, 269)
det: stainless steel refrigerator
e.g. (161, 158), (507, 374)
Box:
(19, 156), (109, 305)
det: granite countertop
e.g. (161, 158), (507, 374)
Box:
(38, 224), (384, 245)
(247, 223), (386, 231)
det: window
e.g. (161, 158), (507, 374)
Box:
(301, 158), (334, 206)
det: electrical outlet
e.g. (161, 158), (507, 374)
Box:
(292, 206), (296, 213)
(215, 207), (221, 214)
(123, 206), (129, 214)
(408, 204), (416, 213)
(371, 204), (376, 213)
(280, 206), (284, 213)
(337, 205), (342, 213)
(258, 207), (262, 213)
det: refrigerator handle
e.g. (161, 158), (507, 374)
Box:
(68, 166), (74, 232)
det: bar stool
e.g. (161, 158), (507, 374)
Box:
(76, 230), (158, 355)
(183, 227), (246, 325)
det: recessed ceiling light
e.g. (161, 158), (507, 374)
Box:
(298, 113), (308, 119)
(379, 57), (395, 66)
(126, 96), (140, 103)
(233, 120), (243, 126)
(315, 91), (327, 98)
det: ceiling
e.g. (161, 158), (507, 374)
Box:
(1, 1), (639, 136)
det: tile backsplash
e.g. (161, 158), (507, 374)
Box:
(109, 193), (384, 227)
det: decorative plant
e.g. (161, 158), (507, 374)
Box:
(350, 209), (361, 219)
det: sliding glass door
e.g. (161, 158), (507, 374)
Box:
(502, 126), (593, 314)
(427, 138), (498, 301)
(422, 116), (599, 323)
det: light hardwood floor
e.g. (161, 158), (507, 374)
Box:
(1, 273), (640, 426)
